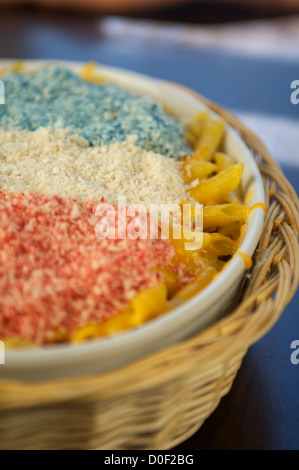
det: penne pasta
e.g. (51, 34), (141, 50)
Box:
(183, 161), (217, 183)
(81, 61), (107, 83)
(171, 266), (217, 302)
(130, 282), (168, 322)
(195, 117), (226, 160)
(202, 203), (248, 229)
(188, 163), (244, 205)
(215, 152), (235, 171)
(186, 110), (209, 142)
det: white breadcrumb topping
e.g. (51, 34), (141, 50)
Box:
(0, 127), (187, 206)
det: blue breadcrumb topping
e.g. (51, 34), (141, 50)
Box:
(0, 66), (191, 158)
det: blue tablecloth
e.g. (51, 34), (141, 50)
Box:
(0, 11), (298, 449)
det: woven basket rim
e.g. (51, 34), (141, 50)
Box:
(0, 84), (298, 412)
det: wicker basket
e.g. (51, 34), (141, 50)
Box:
(0, 86), (298, 450)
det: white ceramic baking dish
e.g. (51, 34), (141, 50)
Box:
(0, 60), (265, 381)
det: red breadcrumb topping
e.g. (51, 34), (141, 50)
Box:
(0, 191), (175, 344)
